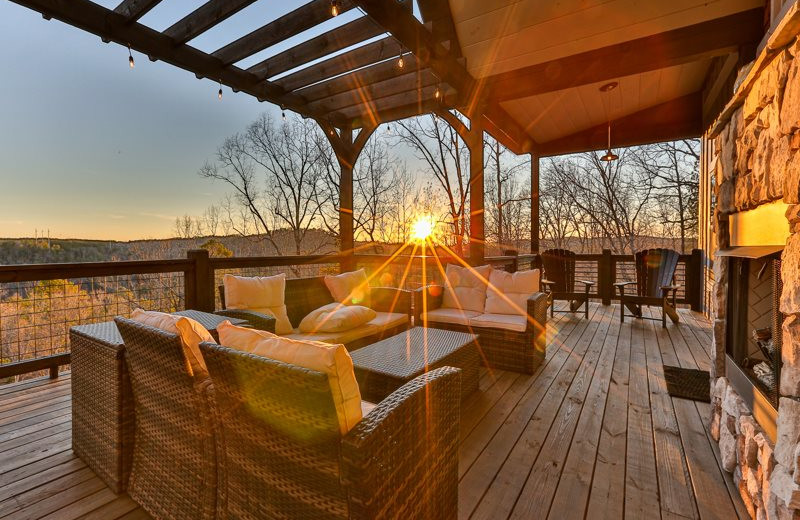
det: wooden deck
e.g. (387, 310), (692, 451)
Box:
(0, 303), (745, 519)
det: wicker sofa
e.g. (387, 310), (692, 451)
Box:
(218, 275), (413, 351)
(201, 342), (461, 519)
(414, 272), (548, 375)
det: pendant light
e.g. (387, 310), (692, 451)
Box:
(600, 123), (618, 162)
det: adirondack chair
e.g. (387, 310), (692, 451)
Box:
(540, 249), (594, 319)
(613, 248), (681, 327)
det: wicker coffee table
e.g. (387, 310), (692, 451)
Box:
(351, 327), (479, 402)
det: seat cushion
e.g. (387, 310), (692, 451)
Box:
(324, 269), (371, 307)
(217, 321), (361, 434)
(223, 273), (293, 335)
(298, 303), (377, 333)
(469, 313), (528, 333)
(130, 309), (213, 376)
(367, 311), (408, 331)
(288, 311), (407, 344)
(422, 308), (482, 326)
(441, 264), (491, 313)
(485, 268), (541, 316)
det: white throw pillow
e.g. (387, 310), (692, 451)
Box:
(299, 303), (377, 333)
(441, 264), (491, 313)
(217, 321), (362, 434)
(484, 268), (541, 316)
(223, 273), (293, 335)
(130, 309), (214, 376)
(324, 269), (371, 307)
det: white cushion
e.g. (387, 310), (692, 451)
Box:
(324, 269), (371, 306)
(217, 321), (362, 435)
(130, 309), (213, 376)
(421, 308), (482, 326)
(485, 268), (541, 316)
(288, 311), (407, 344)
(223, 273), (293, 335)
(366, 312), (408, 330)
(441, 264), (491, 313)
(299, 303), (377, 333)
(469, 313), (528, 332)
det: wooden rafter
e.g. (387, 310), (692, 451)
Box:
(483, 8), (764, 102)
(538, 93), (702, 157)
(335, 84), (451, 120)
(418, 0), (462, 58)
(113, 0), (162, 22)
(212, 0), (357, 66)
(164, 0), (257, 45)
(275, 36), (403, 92)
(350, 99), (445, 129)
(307, 69), (439, 113)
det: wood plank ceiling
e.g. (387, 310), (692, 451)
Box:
(10, 0), (767, 156)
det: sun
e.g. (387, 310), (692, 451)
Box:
(411, 215), (436, 243)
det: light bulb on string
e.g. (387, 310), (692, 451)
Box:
(218, 80), (223, 100)
(330, 0), (339, 16)
(282, 109), (286, 121)
(397, 52), (404, 69)
(434, 84), (441, 100)
(128, 44), (134, 69)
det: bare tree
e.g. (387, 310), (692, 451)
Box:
(173, 214), (201, 239)
(484, 135), (530, 252)
(203, 205), (222, 236)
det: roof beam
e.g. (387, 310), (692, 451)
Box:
(212, 0), (358, 66)
(11, 0), (312, 114)
(248, 15), (387, 80)
(538, 93), (703, 157)
(484, 8), (764, 102)
(355, 0), (536, 153)
(336, 84), (445, 120)
(298, 55), (421, 102)
(275, 36), (403, 92)
(350, 99), (446, 129)
(418, 0), (462, 58)
(113, 0), (162, 22)
(308, 69), (440, 113)
(164, 0), (257, 45)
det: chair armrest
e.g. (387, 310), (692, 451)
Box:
(369, 287), (412, 316)
(577, 280), (595, 287)
(526, 292), (548, 334)
(213, 309), (276, 334)
(612, 281), (636, 287)
(342, 367), (461, 519)
(540, 279), (556, 291)
(412, 285), (444, 323)
(660, 284), (681, 291)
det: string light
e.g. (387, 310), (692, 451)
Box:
(128, 44), (134, 69)
(330, 0), (339, 16)
(281, 107), (286, 121)
(218, 80), (223, 100)
(434, 84), (441, 100)
(397, 52), (404, 69)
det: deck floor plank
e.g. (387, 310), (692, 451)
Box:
(0, 303), (746, 520)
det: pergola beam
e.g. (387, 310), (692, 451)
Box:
(212, 0), (358, 66)
(113, 0), (162, 22)
(335, 84), (449, 120)
(275, 36), (403, 93)
(484, 8), (764, 102)
(538, 93), (703, 157)
(418, 0), (462, 58)
(164, 0), (257, 45)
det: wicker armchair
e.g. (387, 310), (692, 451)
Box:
(414, 286), (548, 374)
(200, 342), (461, 520)
(114, 318), (217, 520)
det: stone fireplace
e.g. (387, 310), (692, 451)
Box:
(706, 23), (800, 519)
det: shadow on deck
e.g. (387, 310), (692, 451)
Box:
(0, 303), (745, 520)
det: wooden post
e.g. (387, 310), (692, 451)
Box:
(530, 152), (540, 254)
(599, 249), (613, 305)
(338, 128), (355, 272)
(469, 120), (485, 265)
(186, 249), (214, 312)
(689, 248), (704, 312)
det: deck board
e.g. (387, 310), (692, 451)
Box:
(0, 303), (746, 519)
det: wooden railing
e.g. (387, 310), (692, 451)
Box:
(0, 248), (703, 380)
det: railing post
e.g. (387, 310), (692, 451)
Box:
(186, 249), (214, 312)
(688, 248), (704, 312)
(503, 249), (519, 273)
(600, 249), (613, 305)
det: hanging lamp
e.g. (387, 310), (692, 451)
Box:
(600, 122), (618, 162)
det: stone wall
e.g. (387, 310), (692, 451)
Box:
(710, 37), (800, 520)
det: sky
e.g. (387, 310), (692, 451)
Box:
(0, 0), (394, 241)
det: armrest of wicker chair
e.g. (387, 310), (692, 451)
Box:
(412, 285), (445, 325)
(342, 366), (461, 519)
(525, 292), (549, 335)
(213, 309), (276, 334)
(369, 287), (412, 316)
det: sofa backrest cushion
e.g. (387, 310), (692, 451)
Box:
(484, 268), (541, 316)
(130, 308), (213, 376)
(324, 269), (371, 307)
(441, 264), (491, 313)
(222, 273), (293, 335)
(217, 321), (362, 434)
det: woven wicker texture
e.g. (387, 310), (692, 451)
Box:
(70, 322), (132, 493)
(342, 366), (461, 519)
(115, 317), (217, 520)
(414, 290), (548, 374)
(173, 309), (246, 339)
(350, 327), (479, 402)
(201, 343), (461, 519)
